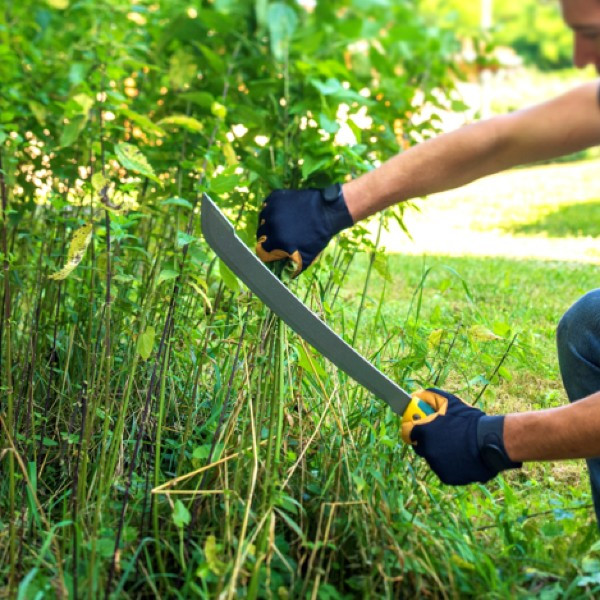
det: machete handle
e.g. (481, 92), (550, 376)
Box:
(402, 396), (436, 424)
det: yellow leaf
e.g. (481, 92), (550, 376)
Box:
(204, 535), (227, 575)
(211, 101), (227, 120)
(91, 173), (109, 190)
(468, 325), (502, 342)
(115, 142), (161, 184)
(223, 143), (238, 167)
(451, 553), (475, 570)
(188, 281), (212, 313)
(158, 115), (204, 133)
(46, 0), (69, 8)
(427, 328), (444, 349)
(127, 11), (147, 25)
(49, 224), (93, 280)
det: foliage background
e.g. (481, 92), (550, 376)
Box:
(1, 0), (598, 598)
(419, 0), (573, 69)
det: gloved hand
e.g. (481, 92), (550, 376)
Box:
(255, 183), (353, 277)
(402, 388), (522, 485)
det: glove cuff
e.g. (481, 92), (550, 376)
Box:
(477, 415), (522, 473)
(321, 183), (354, 234)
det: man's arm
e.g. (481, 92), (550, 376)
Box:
(505, 391), (600, 462)
(256, 81), (600, 276)
(344, 80), (600, 222)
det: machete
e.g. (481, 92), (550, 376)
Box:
(200, 193), (432, 426)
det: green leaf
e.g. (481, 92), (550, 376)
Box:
(582, 557), (600, 574)
(351, 473), (367, 493)
(295, 343), (326, 378)
(219, 259), (239, 292)
(157, 269), (179, 285)
(267, 3), (298, 61)
(179, 91), (215, 109)
(193, 445), (212, 461)
(119, 108), (166, 137)
(310, 78), (368, 103)
(72, 93), (94, 115)
(497, 366), (513, 381)
(28, 101), (47, 126)
(161, 197), (194, 210)
(210, 174), (240, 195)
(114, 143), (161, 184)
(158, 115), (204, 133)
(177, 231), (196, 248)
(172, 500), (191, 529)
(16, 568), (39, 600)
(136, 326), (155, 361)
(301, 155), (329, 179)
(275, 509), (306, 543)
(60, 115), (87, 148)
(195, 43), (225, 73)
(193, 443), (224, 462)
(255, 0), (268, 28)
(169, 48), (198, 89)
(319, 113), (340, 134)
(578, 573), (600, 587)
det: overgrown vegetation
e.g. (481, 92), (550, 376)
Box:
(1, 1), (599, 598)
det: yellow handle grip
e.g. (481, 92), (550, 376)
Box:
(402, 396), (436, 425)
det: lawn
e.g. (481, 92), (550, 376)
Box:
(375, 159), (600, 263)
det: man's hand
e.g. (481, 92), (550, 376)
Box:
(255, 184), (353, 277)
(402, 388), (522, 485)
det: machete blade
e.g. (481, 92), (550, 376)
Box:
(201, 193), (412, 416)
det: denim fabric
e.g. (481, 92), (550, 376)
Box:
(556, 289), (600, 525)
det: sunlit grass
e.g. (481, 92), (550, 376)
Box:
(374, 159), (600, 262)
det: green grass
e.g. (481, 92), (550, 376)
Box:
(3, 140), (600, 600)
(376, 159), (600, 263)
(509, 201), (600, 238)
(333, 157), (600, 597)
(341, 251), (600, 596)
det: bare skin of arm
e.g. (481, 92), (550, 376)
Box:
(343, 80), (600, 222)
(504, 391), (600, 461)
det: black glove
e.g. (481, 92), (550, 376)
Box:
(404, 388), (522, 485)
(255, 183), (353, 277)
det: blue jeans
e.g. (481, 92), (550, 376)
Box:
(557, 289), (600, 525)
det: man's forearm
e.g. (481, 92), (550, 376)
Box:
(504, 391), (600, 462)
(343, 117), (506, 221)
(343, 81), (600, 222)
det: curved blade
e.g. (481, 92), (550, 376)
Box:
(201, 193), (411, 416)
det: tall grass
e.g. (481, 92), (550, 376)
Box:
(2, 183), (599, 598)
